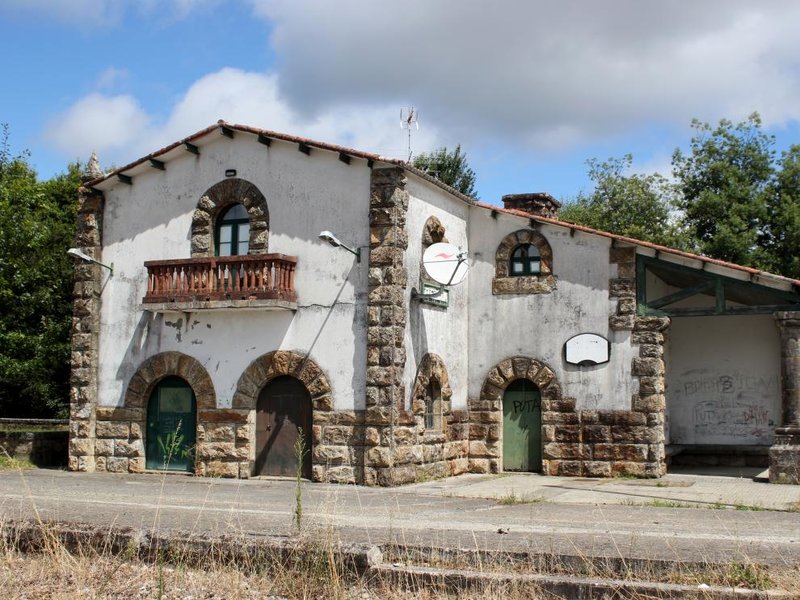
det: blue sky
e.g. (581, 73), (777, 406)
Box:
(2, 0), (800, 204)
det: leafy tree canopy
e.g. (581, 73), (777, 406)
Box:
(412, 145), (477, 197)
(560, 155), (688, 249)
(673, 113), (774, 268)
(562, 113), (800, 279)
(767, 145), (800, 277)
(0, 125), (80, 418)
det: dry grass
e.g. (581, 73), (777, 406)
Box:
(1, 458), (798, 599)
(0, 528), (545, 600)
(2, 515), (800, 599)
(0, 455), (35, 472)
(494, 489), (545, 505)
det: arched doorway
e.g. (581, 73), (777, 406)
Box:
(146, 376), (197, 472)
(256, 375), (312, 477)
(503, 379), (542, 472)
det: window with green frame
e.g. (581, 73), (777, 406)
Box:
(510, 244), (541, 276)
(215, 203), (250, 256)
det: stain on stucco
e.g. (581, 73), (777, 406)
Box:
(164, 318), (183, 342)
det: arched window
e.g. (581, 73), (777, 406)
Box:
(215, 204), (250, 256)
(493, 229), (555, 295)
(510, 244), (541, 276)
(425, 378), (442, 430)
(191, 179), (269, 258)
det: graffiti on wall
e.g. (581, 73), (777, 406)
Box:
(669, 370), (777, 445)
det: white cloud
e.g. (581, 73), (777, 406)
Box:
(45, 94), (151, 160)
(248, 0), (800, 148)
(94, 67), (130, 91)
(45, 68), (441, 167)
(43, 1), (800, 172)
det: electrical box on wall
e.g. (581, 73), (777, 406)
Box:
(418, 283), (449, 308)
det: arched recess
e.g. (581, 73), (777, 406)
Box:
(124, 351), (216, 411)
(410, 353), (453, 430)
(233, 351), (332, 479)
(233, 350), (332, 411)
(190, 178), (270, 258)
(421, 216), (448, 250)
(492, 229), (556, 295)
(123, 352), (214, 475)
(475, 356), (571, 473)
(480, 356), (562, 410)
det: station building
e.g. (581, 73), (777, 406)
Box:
(68, 121), (800, 484)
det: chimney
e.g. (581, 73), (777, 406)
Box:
(502, 193), (561, 219)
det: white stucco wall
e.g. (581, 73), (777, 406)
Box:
(96, 134), (370, 410)
(466, 209), (639, 409)
(403, 178), (470, 410)
(665, 315), (780, 446)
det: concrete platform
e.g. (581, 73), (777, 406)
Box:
(402, 467), (800, 511)
(1, 468), (799, 566)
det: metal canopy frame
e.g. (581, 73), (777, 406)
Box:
(635, 255), (800, 317)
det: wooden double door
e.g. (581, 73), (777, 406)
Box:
(255, 375), (312, 478)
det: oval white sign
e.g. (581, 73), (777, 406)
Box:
(565, 333), (610, 366)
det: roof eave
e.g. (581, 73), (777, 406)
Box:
(475, 202), (800, 291)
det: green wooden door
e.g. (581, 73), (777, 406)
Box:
(503, 379), (542, 472)
(146, 376), (196, 472)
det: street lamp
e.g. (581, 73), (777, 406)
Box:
(318, 231), (361, 262)
(66, 248), (114, 275)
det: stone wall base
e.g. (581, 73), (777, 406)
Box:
(468, 404), (665, 479)
(542, 409), (665, 478)
(467, 356), (666, 480)
(769, 428), (800, 484)
(0, 431), (68, 467)
(314, 409), (470, 486)
(92, 405), (470, 485)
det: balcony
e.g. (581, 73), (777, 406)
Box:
(141, 254), (297, 312)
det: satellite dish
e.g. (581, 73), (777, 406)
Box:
(422, 242), (469, 286)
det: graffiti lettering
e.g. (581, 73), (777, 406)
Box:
(513, 399), (540, 413)
(682, 373), (776, 398)
(692, 399), (774, 441)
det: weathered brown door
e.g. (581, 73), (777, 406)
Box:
(256, 375), (312, 477)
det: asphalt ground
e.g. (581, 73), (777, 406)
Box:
(1, 468), (799, 570)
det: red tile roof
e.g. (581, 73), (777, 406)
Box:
(476, 202), (800, 288)
(86, 121), (800, 289)
(85, 120), (477, 205)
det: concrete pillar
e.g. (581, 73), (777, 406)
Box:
(770, 312), (800, 483)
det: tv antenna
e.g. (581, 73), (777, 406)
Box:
(400, 107), (419, 161)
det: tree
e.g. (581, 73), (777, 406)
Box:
(673, 113), (774, 268)
(559, 155), (687, 248)
(765, 144), (800, 278)
(412, 145), (477, 197)
(0, 125), (79, 418)
(562, 114), (800, 279)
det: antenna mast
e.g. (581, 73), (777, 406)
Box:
(400, 107), (419, 161)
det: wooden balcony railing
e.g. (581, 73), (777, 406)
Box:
(142, 254), (297, 304)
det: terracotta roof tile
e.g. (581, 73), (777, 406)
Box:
(85, 121), (799, 289)
(475, 202), (800, 288)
